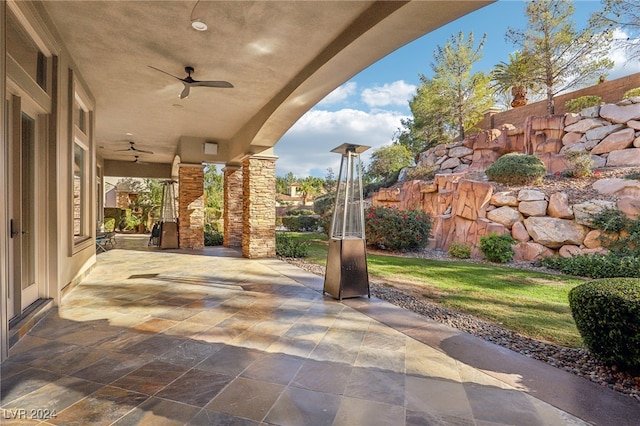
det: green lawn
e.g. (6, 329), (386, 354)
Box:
(282, 232), (585, 347)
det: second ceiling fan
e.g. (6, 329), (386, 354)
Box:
(149, 65), (234, 99)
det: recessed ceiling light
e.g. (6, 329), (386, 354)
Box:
(125, 132), (133, 136)
(191, 20), (208, 31)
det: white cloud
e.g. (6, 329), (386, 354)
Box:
(361, 80), (416, 108)
(608, 28), (640, 80)
(274, 108), (409, 177)
(316, 82), (357, 106)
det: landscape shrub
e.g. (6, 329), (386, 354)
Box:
(275, 232), (309, 258)
(624, 172), (640, 180)
(623, 87), (640, 99)
(563, 150), (593, 178)
(449, 242), (472, 259)
(405, 164), (438, 181)
(564, 95), (602, 113)
(568, 278), (640, 372)
(365, 206), (432, 252)
(286, 208), (314, 216)
(363, 169), (402, 198)
(313, 193), (335, 216)
(204, 230), (223, 246)
(479, 233), (516, 263)
(485, 153), (546, 186)
(540, 207), (640, 278)
(281, 215), (319, 232)
(103, 217), (116, 232)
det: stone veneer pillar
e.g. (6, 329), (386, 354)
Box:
(177, 164), (205, 249)
(242, 155), (277, 258)
(223, 166), (243, 247)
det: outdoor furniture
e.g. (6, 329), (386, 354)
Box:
(96, 234), (108, 253)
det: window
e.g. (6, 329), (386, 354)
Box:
(6, 9), (48, 91)
(73, 142), (86, 240)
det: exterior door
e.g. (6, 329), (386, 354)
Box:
(8, 96), (39, 318)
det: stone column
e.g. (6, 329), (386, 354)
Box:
(178, 163), (205, 249)
(223, 166), (242, 247)
(242, 154), (277, 258)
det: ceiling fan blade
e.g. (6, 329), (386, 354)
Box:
(192, 80), (234, 88)
(179, 85), (191, 99)
(148, 65), (182, 80)
(134, 148), (154, 154)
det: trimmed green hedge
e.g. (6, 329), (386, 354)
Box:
(281, 215), (320, 232)
(569, 278), (640, 372)
(485, 153), (546, 186)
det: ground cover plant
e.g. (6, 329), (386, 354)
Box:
(283, 232), (584, 347)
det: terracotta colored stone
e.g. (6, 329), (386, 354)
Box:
(517, 189), (545, 201)
(564, 113), (581, 126)
(511, 221), (530, 242)
(600, 102), (640, 124)
(606, 148), (640, 166)
(573, 199), (617, 226)
(486, 206), (522, 229)
(559, 245), (582, 258)
(523, 217), (588, 248)
(628, 119), (640, 130)
(518, 200), (548, 217)
(583, 229), (603, 249)
(635, 136), (640, 148)
(491, 191), (518, 207)
(617, 196), (640, 219)
(591, 128), (635, 154)
(441, 157), (461, 170)
(513, 241), (553, 261)
(454, 180), (493, 221)
(547, 192), (573, 219)
(562, 132), (583, 146)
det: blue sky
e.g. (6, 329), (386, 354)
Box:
(274, 0), (640, 178)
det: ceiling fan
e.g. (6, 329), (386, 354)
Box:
(132, 155), (149, 164)
(149, 65), (234, 99)
(116, 141), (154, 155)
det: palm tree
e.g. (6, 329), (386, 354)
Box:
(491, 51), (535, 108)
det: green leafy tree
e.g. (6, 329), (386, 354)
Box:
(491, 50), (539, 107)
(365, 144), (413, 183)
(203, 164), (224, 222)
(298, 176), (324, 205)
(507, 0), (613, 115)
(395, 76), (453, 157)
(323, 167), (337, 193)
(430, 31), (494, 140)
(276, 171), (297, 195)
(591, 0), (640, 61)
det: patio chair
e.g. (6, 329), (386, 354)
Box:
(96, 234), (108, 253)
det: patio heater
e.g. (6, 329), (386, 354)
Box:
(159, 180), (179, 249)
(323, 143), (370, 300)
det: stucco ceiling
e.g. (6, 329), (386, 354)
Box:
(39, 0), (492, 175)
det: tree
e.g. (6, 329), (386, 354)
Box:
(491, 50), (539, 108)
(507, 0), (613, 115)
(323, 167), (337, 193)
(395, 76), (453, 157)
(298, 176), (324, 205)
(276, 171), (296, 195)
(591, 0), (640, 62)
(365, 144), (413, 183)
(430, 31), (494, 140)
(203, 164), (224, 223)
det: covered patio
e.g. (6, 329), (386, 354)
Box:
(1, 236), (637, 424)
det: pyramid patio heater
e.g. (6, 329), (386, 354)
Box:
(323, 143), (370, 300)
(159, 180), (179, 249)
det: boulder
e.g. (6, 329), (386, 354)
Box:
(584, 123), (625, 141)
(590, 128), (635, 154)
(559, 245), (583, 258)
(441, 157), (461, 170)
(448, 146), (474, 158)
(617, 196), (640, 219)
(511, 221), (531, 242)
(635, 136), (640, 148)
(486, 206), (523, 229)
(513, 242), (554, 261)
(573, 199), (617, 225)
(583, 229), (603, 249)
(564, 118), (606, 133)
(580, 105), (601, 118)
(607, 148), (640, 166)
(600, 103), (640, 124)
(564, 113), (581, 126)
(517, 189), (546, 201)
(547, 192), (573, 219)
(454, 180), (493, 220)
(452, 163), (470, 173)
(560, 142), (587, 154)
(562, 132), (583, 146)
(627, 120), (640, 130)
(518, 200), (548, 217)
(591, 155), (607, 168)
(592, 178), (640, 198)
(523, 217), (588, 248)
(491, 191), (518, 207)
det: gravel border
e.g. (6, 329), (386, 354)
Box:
(281, 256), (640, 402)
